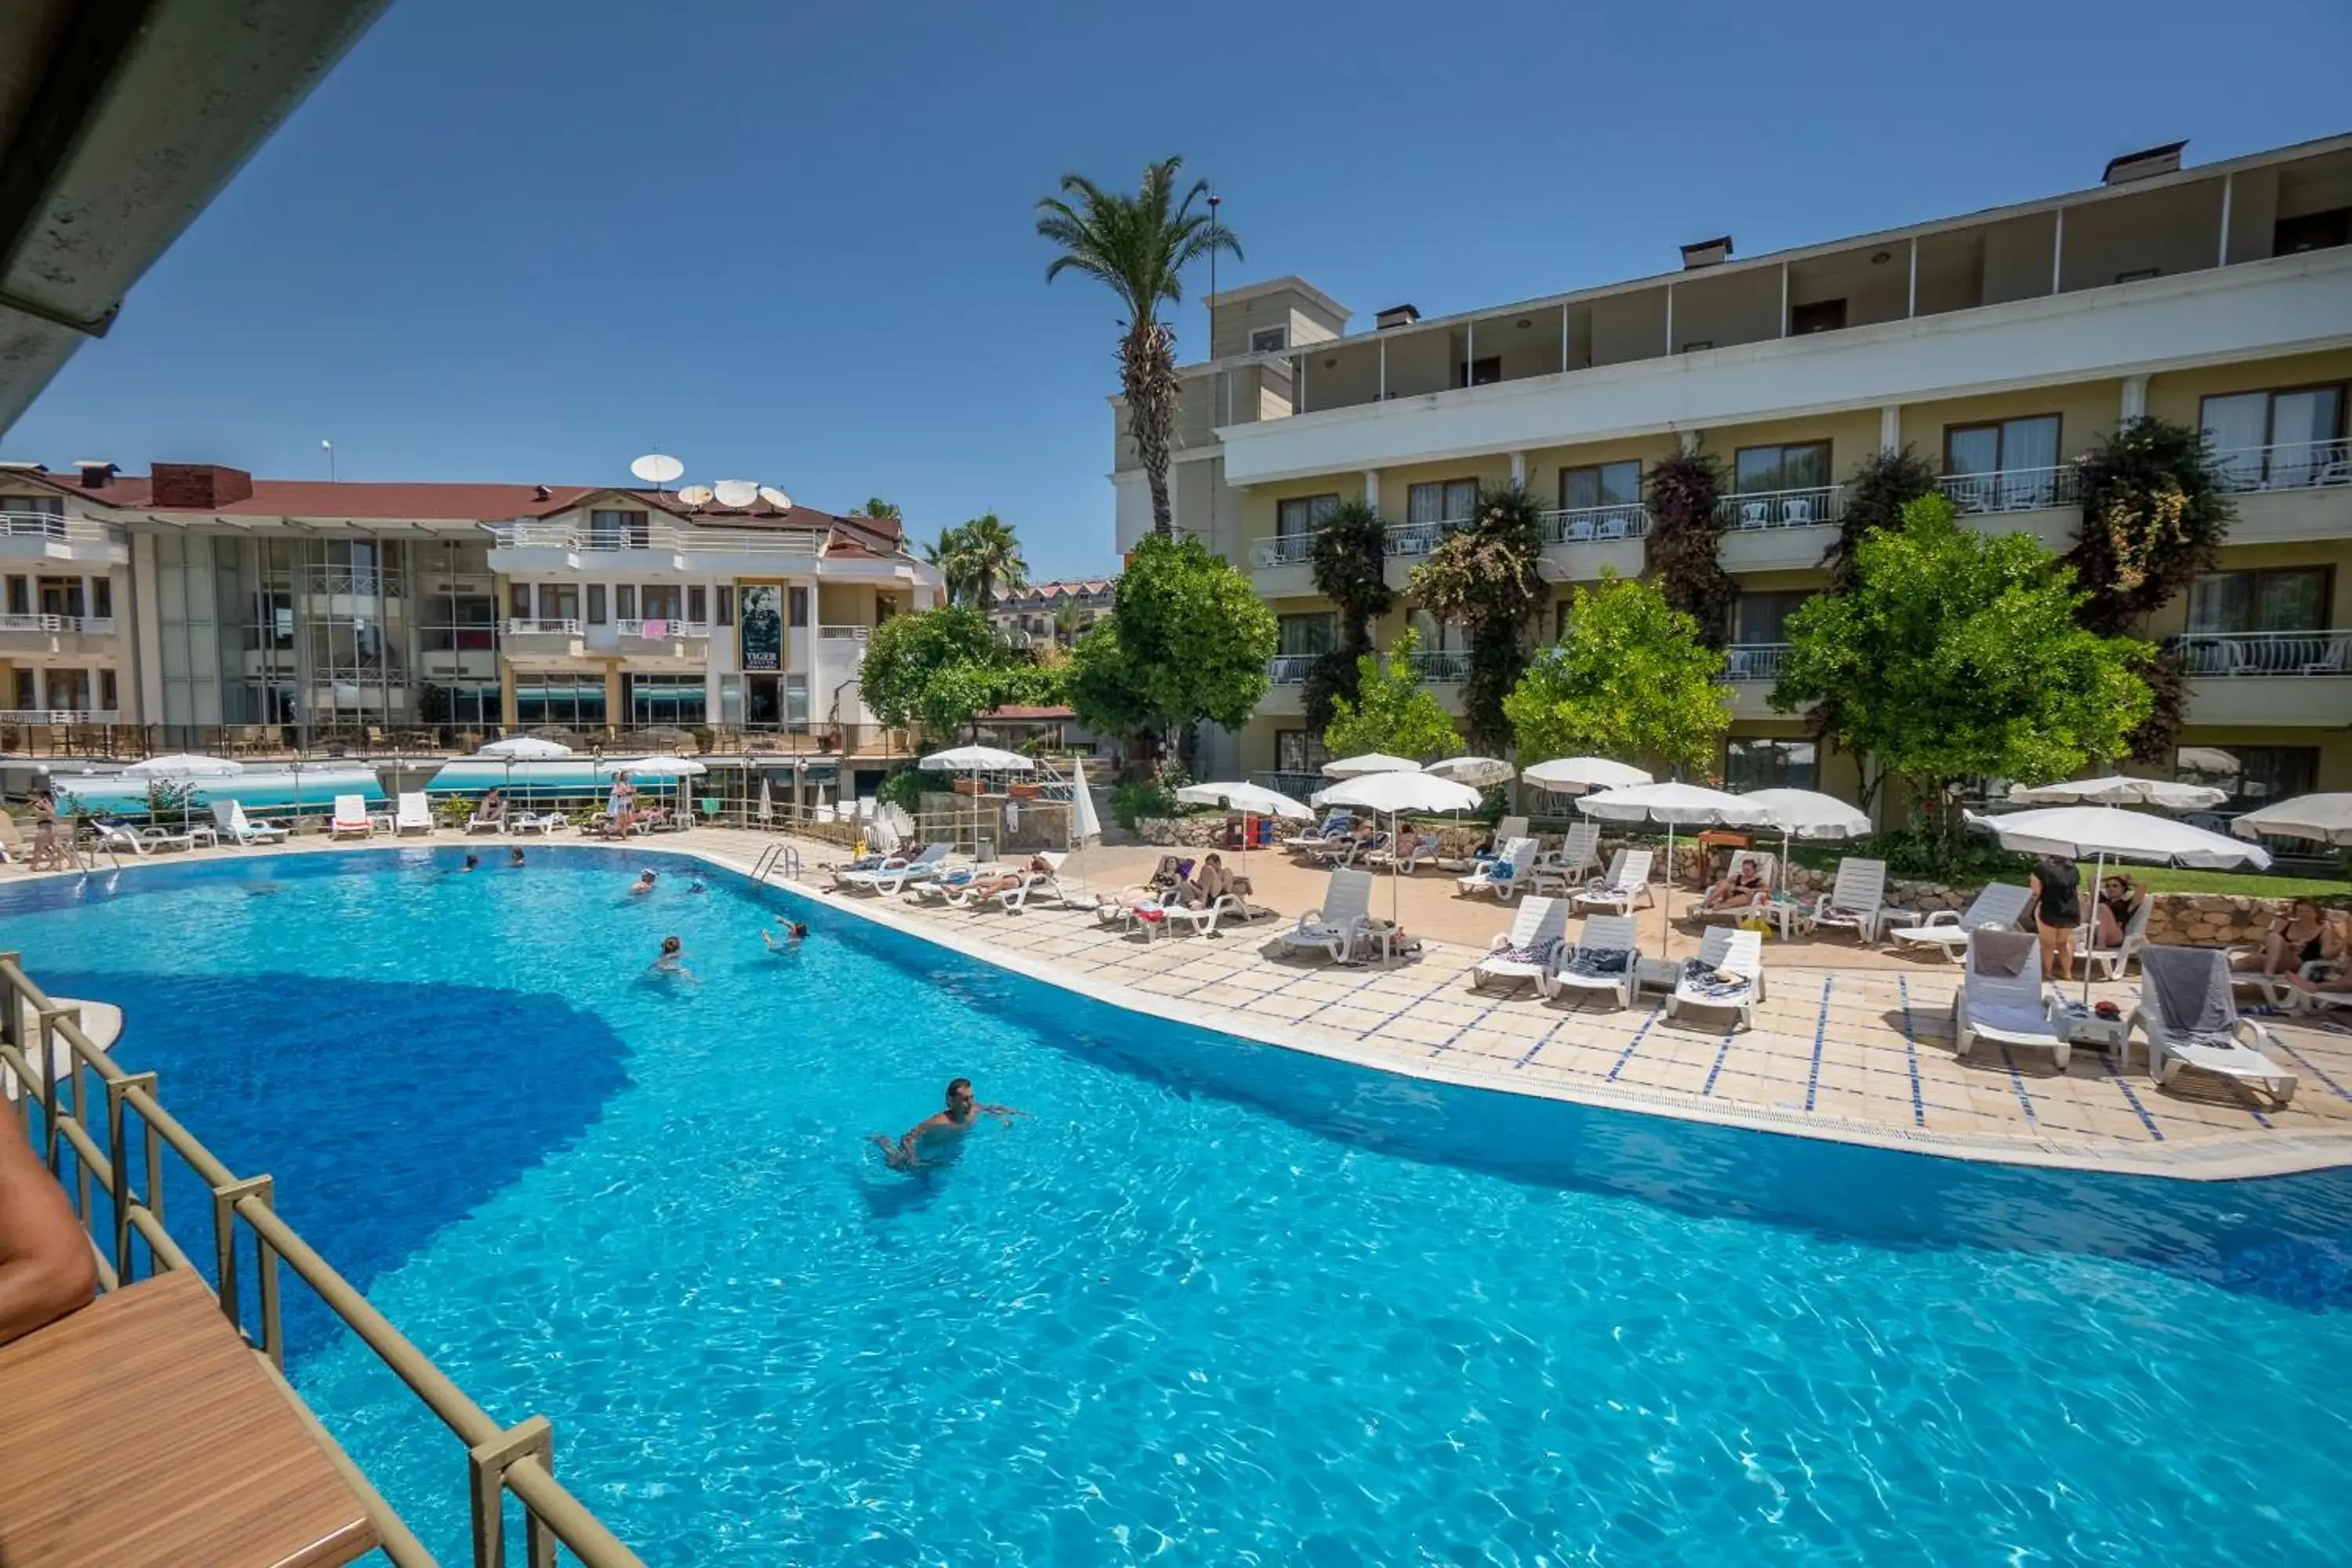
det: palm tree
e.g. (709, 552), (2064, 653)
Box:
(943, 514), (1028, 612)
(862, 497), (902, 524)
(1036, 157), (1240, 536)
(924, 524), (970, 603)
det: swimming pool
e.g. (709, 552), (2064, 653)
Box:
(9, 847), (2351, 1563)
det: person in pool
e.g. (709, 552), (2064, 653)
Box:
(869, 1078), (1024, 1171)
(629, 869), (657, 896)
(761, 917), (809, 950)
(652, 935), (695, 982)
(509, 848), (526, 868)
(461, 854), (480, 873)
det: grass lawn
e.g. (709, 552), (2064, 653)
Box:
(2122, 866), (2352, 898)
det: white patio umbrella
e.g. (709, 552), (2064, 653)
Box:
(1425, 756), (1515, 788)
(608, 755), (706, 823)
(2232, 793), (2352, 848)
(1178, 779), (1312, 888)
(2008, 775), (2228, 811)
(480, 735), (573, 759)
(1521, 756), (1653, 796)
(1740, 787), (1871, 871)
(919, 745), (1033, 858)
(1966, 805), (2272, 1000)
(1314, 770), (1483, 930)
(1577, 781), (1769, 949)
(122, 753), (242, 778)
(1321, 752), (1421, 779)
(1067, 756), (1102, 848)
(755, 775), (773, 827)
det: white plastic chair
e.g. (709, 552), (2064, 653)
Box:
(1951, 928), (2068, 1069)
(1739, 500), (1767, 528)
(1531, 823), (1602, 895)
(1470, 897), (1570, 993)
(212, 800), (289, 846)
(1668, 926), (1766, 1030)
(394, 792), (433, 836)
(1543, 914), (1642, 1009)
(1572, 848), (1654, 916)
(1457, 837), (1536, 900)
(1694, 851), (1777, 926)
(2073, 894), (2151, 981)
(1782, 496), (1813, 526)
(2135, 946), (2296, 1105)
(1888, 882), (2031, 961)
(329, 795), (374, 840)
(1275, 869), (1376, 964)
(1805, 858), (1888, 946)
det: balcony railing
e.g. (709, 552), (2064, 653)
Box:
(486, 521), (824, 557)
(615, 619), (711, 640)
(1254, 533), (1317, 568)
(2211, 438), (2352, 495)
(0, 613), (116, 634)
(0, 510), (70, 540)
(1938, 465), (2080, 514)
(507, 617), (581, 635)
(1726, 642), (1791, 681)
(1542, 504), (1650, 544)
(1385, 517), (1472, 557)
(1250, 769), (1326, 802)
(0, 709), (119, 724)
(1405, 648), (1471, 683)
(817, 623), (871, 644)
(1269, 653), (1320, 684)
(2164, 629), (2352, 677)
(1717, 486), (1846, 530)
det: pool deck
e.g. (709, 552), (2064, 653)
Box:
(10, 827), (2351, 1181)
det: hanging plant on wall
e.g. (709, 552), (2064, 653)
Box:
(1642, 449), (1735, 648)
(1407, 481), (1545, 752)
(1824, 446), (1938, 590)
(1302, 499), (1396, 735)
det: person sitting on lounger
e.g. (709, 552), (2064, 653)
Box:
(630, 869), (658, 896)
(1178, 852), (1231, 909)
(2278, 909), (2351, 993)
(2234, 900), (2328, 978)
(1699, 858), (1766, 911)
(868, 1078), (1024, 1170)
(1105, 855), (1185, 913)
(2093, 873), (2147, 949)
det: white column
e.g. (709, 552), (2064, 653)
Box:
(1907, 240), (1918, 318)
(1377, 336), (1386, 400)
(1509, 452), (1527, 488)
(1664, 285), (1675, 354)
(1559, 303), (1570, 372)
(30, 666), (45, 712)
(704, 577), (724, 724)
(1362, 469), (1381, 513)
(2051, 206), (2065, 295)
(1465, 319), (1475, 384)
(2121, 374), (2149, 422)
(1679, 430), (1700, 457)
(1879, 405), (1901, 454)
(131, 533), (164, 723)
(2217, 172), (2234, 267)
(1778, 265), (1789, 336)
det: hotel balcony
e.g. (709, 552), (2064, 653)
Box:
(504, 616), (584, 659)
(485, 521), (823, 576)
(1249, 532), (1318, 597)
(1938, 463), (2080, 550)
(2168, 629), (2352, 725)
(1718, 487), (1845, 572)
(1259, 652), (1317, 714)
(1404, 648), (1470, 686)
(1724, 642), (1789, 719)
(0, 612), (118, 655)
(2211, 439), (2352, 545)
(0, 513), (127, 565)
(611, 619), (713, 660)
(1541, 504), (1648, 582)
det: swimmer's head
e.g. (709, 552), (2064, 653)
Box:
(660, 935), (682, 956)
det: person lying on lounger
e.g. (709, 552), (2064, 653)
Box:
(1699, 859), (1765, 911)
(868, 1078), (1024, 1170)
(964, 855), (1056, 900)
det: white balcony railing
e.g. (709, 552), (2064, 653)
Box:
(2165, 630), (2352, 677)
(1404, 649), (1471, 683)
(506, 617), (582, 636)
(818, 623), (871, 644)
(486, 521), (824, 557)
(1717, 486), (1846, 530)
(0, 510), (69, 540)
(1385, 517), (1472, 557)
(1726, 643), (1791, 681)
(2211, 438), (2352, 495)
(0, 613), (115, 634)
(615, 619), (712, 640)
(1542, 504), (1650, 544)
(0, 710), (119, 724)
(1269, 654), (1319, 684)
(1254, 533), (1317, 568)
(1938, 465), (2080, 514)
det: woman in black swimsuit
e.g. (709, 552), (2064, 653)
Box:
(2094, 874), (2147, 949)
(2028, 853), (2080, 982)
(2234, 901), (2327, 978)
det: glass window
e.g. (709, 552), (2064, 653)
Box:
(623, 673), (705, 726)
(510, 583), (532, 618)
(1248, 325), (1288, 353)
(590, 510), (650, 549)
(789, 587), (808, 627)
(2202, 385), (2347, 488)
(1734, 441), (1831, 493)
(93, 579), (112, 618)
(642, 584), (682, 620)
(2186, 568), (2331, 633)
(2180, 745), (2318, 811)
(1275, 493), (1340, 539)
(1726, 739), (1818, 791)
(785, 673), (809, 726)
(512, 673), (607, 728)
(717, 586), (735, 626)
(1407, 480), (1478, 525)
(542, 584), (579, 622)
(1276, 612), (1337, 657)
(11, 670), (31, 708)
(1560, 461), (1641, 511)
(99, 670), (117, 710)
(1944, 415), (2060, 474)
(1788, 299), (1846, 335)
(1733, 591), (1809, 644)
(586, 584), (607, 625)
(688, 585), (707, 624)
(719, 674), (743, 724)
(615, 585), (635, 621)
(4, 576), (24, 613)
(1276, 730), (1330, 775)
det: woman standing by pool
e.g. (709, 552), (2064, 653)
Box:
(2027, 853), (2080, 982)
(608, 771), (637, 833)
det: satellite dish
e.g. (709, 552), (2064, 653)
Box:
(757, 485), (793, 511)
(630, 452), (684, 485)
(713, 479), (760, 509)
(676, 485), (716, 508)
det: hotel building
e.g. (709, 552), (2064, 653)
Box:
(0, 460), (939, 742)
(1111, 133), (2352, 818)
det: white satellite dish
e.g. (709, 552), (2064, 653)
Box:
(676, 485), (716, 508)
(713, 479), (760, 509)
(630, 452), (684, 485)
(757, 485), (793, 511)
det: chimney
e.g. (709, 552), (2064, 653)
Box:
(1680, 235), (1733, 270)
(533, 484), (551, 502)
(148, 463), (255, 509)
(1375, 303), (1420, 330)
(2102, 140), (2186, 185)
(73, 459), (117, 488)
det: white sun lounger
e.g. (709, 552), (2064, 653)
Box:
(1543, 913), (1642, 1008)
(980, 853), (1070, 913)
(464, 800), (506, 833)
(2135, 946), (2296, 1105)
(1283, 813), (1355, 856)
(394, 792), (433, 837)
(904, 866), (984, 904)
(1470, 896), (1570, 993)
(1951, 927), (2068, 1069)
(212, 800), (289, 846)
(1366, 830), (1444, 874)
(1804, 858), (1888, 946)
(1274, 868), (1376, 964)
(1162, 890), (1248, 938)
(513, 810), (565, 834)
(837, 843), (948, 895)
(1571, 848), (1654, 916)
(1457, 837), (1537, 900)
(1530, 823), (1602, 895)
(1694, 851), (1777, 926)
(94, 822), (193, 855)
(329, 795), (375, 840)
(1888, 882), (2031, 960)
(1668, 926), (1766, 1030)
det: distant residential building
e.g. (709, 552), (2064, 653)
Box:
(990, 577), (1116, 646)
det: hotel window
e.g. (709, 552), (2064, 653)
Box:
(615, 585), (636, 620)
(1247, 325), (1289, 353)
(1733, 591), (1809, 646)
(1406, 479), (1477, 528)
(641, 584), (683, 621)
(1943, 415), (2062, 510)
(10, 670), (30, 708)
(1725, 738), (1818, 792)
(1276, 730), (1330, 777)
(1733, 441), (1831, 495)
(509, 583), (531, 618)
(586, 585), (607, 625)
(2274, 208), (2350, 256)
(2180, 745), (2318, 811)
(99, 670), (117, 710)
(1559, 461), (1642, 517)
(37, 577), (84, 617)
(687, 585), (707, 625)
(1789, 299), (1846, 335)
(92, 579), (111, 618)
(2201, 385), (2346, 489)
(1274, 493), (1339, 543)
(5, 576), (26, 614)
(510, 673), (607, 728)
(1276, 612), (1337, 657)
(2186, 568), (2330, 634)
(789, 586), (809, 628)
(1457, 356), (1501, 387)
(785, 673), (809, 726)
(623, 673), (705, 726)
(590, 509), (650, 549)
(538, 583), (579, 623)
(717, 586), (735, 626)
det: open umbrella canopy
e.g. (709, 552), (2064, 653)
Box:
(1176, 780), (1315, 821)
(1068, 756), (1102, 842)
(1425, 756), (1515, 788)
(2007, 775), (2228, 811)
(1740, 789), (1870, 840)
(121, 753), (242, 779)
(1312, 771), (1482, 815)
(1321, 753), (1422, 779)
(600, 754), (707, 778)
(479, 736), (573, 759)
(1522, 756), (1653, 795)
(2232, 793), (2352, 848)
(1965, 807), (2270, 869)
(1575, 781), (1766, 826)
(918, 745), (1034, 773)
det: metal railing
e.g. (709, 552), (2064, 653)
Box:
(2163, 629), (2352, 677)
(1253, 533), (1316, 568)
(0, 510), (71, 540)
(1725, 642), (1790, 681)
(1268, 653), (1320, 684)
(816, 623), (871, 643)
(0, 719), (922, 763)
(1541, 504), (1650, 544)
(1404, 648), (1471, 682)
(1385, 517), (1472, 557)
(1716, 485), (1846, 530)
(2210, 438), (2352, 495)
(1250, 770), (1325, 802)
(0, 953), (647, 1567)
(0, 612), (116, 633)
(485, 522), (825, 557)
(506, 617), (582, 636)
(0, 709), (118, 725)
(1937, 465), (2080, 514)
(614, 619), (712, 640)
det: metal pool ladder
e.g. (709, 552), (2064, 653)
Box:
(751, 842), (800, 884)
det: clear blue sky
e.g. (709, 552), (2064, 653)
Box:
(5, 0), (2347, 577)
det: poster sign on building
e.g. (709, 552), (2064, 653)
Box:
(739, 584), (782, 672)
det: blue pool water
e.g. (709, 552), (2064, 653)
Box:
(9, 848), (2352, 1564)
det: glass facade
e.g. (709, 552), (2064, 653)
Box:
(623, 673), (705, 727)
(513, 673), (607, 729)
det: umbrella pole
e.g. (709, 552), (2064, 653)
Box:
(1663, 818), (1675, 956)
(2082, 849), (2107, 1005)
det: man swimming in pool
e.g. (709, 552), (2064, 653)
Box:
(869, 1078), (1024, 1170)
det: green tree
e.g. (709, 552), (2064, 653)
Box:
(861, 498), (903, 524)
(1642, 449), (1735, 647)
(922, 524), (970, 602)
(859, 606), (1000, 731)
(1323, 628), (1460, 761)
(1504, 572), (1730, 775)
(939, 513), (1029, 611)
(1303, 499), (1396, 734)
(1036, 157), (1240, 537)
(1825, 446), (1939, 590)
(1065, 532), (1274, 760)
(1406, 481), (1546, 751)
(1772, 493), (2154, 861)
(915, 661), (1064, 742)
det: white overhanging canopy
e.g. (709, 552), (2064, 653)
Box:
(920, 745), (1033, 858)
(1965, 806), (2271, 869)
(480, 736), (573, 759)
(2232, 793), (2352, 848)
(1176, 781), (1315, 822)
(1425, 756), (1515, 788)
(121, 753), (242, 778)
(1320, 753), (1422, 779)
(1522, 757), (1653, 795)
(2007, 775), (2229, 812)
(1740, 787), (1870, 869)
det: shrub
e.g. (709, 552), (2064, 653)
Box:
(1109, 775), (1180, 829)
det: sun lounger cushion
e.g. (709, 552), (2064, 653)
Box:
(1678, 958), (1755, 1000)
(1566, 947), (1632, 978)
(1490, 938), (1563, 969)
